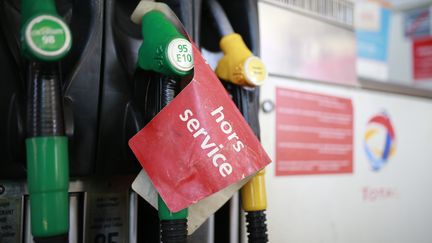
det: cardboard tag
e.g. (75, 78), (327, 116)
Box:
(131, 169), (253, 235)
(129, 45), (271, 212)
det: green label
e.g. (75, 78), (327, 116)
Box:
(31, 19), (65, 51)
(25, 15), (71, 57)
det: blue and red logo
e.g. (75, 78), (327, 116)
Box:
(364, 112), (396, 171)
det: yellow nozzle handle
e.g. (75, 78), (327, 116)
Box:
(216, 33), (267, 87)
(241, 169), (267, 211)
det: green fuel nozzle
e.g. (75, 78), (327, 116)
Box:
(21, 0), (70, 241)
(137, 10), (193, 77)
(134, 8), (192, 243)
(21, 0), (71, 62)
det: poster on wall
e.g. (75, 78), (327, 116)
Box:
(355, 2), (391, 81)
(413, 37), (432, 81)
(275, 87), (353, 176)
(404, 7), (431, 39)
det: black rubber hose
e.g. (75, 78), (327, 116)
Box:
(26, 61), (65, 137)
(160, 75), (188, 243)
(132, 70), (188, 242)
(160, 219), (188, 243)
(245, 210), (268, 243)
(33, 234), (69, 243)
(161, 75), (178, 106)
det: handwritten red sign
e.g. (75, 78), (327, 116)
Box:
(129, 45), (271, 212)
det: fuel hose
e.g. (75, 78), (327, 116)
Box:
(206, 0), (269, 242)
(134, 9), (194, 243)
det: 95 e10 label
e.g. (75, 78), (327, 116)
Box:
(168, 38), (193, 72)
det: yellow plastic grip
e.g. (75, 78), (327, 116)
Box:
(241, 169), (267, 211)
(216, 33), (267, 87)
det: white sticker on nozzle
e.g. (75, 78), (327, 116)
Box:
(25, 15), (71, 58)
(167, 38), (194, 72)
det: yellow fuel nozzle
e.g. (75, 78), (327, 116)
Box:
(241, 169), (267, 211)
(216, 33), (267, 87)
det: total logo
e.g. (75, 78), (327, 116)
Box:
(364, 112), (396, 171)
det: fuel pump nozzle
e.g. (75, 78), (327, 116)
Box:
(207, 0), (269, 242)
(207, 0), (267, 87)
(132, 7), (193, 243)
(21, 0), (71, 242)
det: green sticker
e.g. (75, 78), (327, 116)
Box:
(25, 15), (71, 58)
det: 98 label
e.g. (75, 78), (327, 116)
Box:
(25, 15), (71, 58)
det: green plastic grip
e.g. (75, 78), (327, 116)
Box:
(138, 11), (193, 77)
(158, 196), (188, 221)
(26, 136), (69, 237)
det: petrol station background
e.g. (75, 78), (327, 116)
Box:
(260, 1), (432, 242)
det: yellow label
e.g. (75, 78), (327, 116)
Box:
(244, 56), (267, 86)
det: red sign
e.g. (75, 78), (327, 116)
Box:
(129, 45), (271, 212)
(275, 88), (353, 176)
(413, 37), (432, 80)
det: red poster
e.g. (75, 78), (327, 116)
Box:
(129, 45), (271, 212)
(413, 37), (432, 80)
(275, 88), (353, 176)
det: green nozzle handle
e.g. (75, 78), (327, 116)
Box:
(138, 11), (193, 77)
(21, 0), (71, 61)
(25, 38), (69, 241)
(26, 136), (69, 237)
(136, 9), (191, 242)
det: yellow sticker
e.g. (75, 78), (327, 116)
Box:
(244, 56), (267, 86)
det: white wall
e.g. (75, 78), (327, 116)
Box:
(258, 2), (432, 243)
(260, 76), (432, 243)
